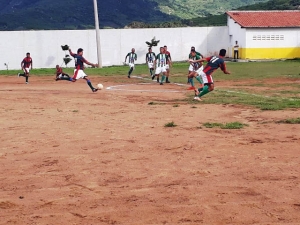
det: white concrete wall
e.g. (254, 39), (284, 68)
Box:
(245, 28), (300, 48)
(0, 27), (229, 70)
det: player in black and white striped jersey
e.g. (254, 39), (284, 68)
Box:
(145, 47), (156, 77)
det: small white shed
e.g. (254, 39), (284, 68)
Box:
(226, 10), (300, 59)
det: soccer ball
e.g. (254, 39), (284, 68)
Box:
(97, 83), (104, 90)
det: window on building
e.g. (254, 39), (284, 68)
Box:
(252, 34), (284, 41)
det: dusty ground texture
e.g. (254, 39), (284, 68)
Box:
(0, 76), (299, 225)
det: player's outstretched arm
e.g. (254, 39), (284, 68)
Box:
(221, 63), (230, 74)
(84, 58), (97, 68)
(189, 58), (205, 63)
(69, 48), (75, 57)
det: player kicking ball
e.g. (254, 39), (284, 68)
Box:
(69, 48), (99, 92)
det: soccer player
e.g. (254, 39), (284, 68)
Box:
(55, 65), (71, 81)
(145, 47), (156, 77)
(153, 46), (169, 85)
(187, 49), (204, 90)
(18, 52), (32, 84)
(124, 48), (137, 78)
(68, 48), (99, 92)
(187, 46), (203, 84)
(189, 49), (230, 101)
(163, 45), (171, 83)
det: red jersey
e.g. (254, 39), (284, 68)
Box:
(203, 56), (227, 76)
(22, 57), (32, 68)
(56, 67), (63, 75)
(165, 51), (171, 63)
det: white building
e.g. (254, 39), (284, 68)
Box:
(226, 10), (300, 59)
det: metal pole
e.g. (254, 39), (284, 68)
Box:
(93, 0), (102, 68)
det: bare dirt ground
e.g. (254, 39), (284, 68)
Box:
(0, 76), (299, 225)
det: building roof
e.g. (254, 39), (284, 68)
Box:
(226, 10), (300, 28)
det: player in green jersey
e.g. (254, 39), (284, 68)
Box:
(187, 49), (204, 90)
(145, 47), (156, 77)
(124, 48), (137, 78)
(152, 47), (170, 85)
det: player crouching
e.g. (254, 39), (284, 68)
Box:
(55, 65), (72, 81)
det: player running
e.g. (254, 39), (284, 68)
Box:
(164, 45), (171, 83)
(189, 49), (230, 101)
(187, 46), (203, 84)
(124, 48), (137, 78)
(18, 52), (32, 84)
(145, 47), (156, 77)
(55, 65), (72, 81)
(69, 48), (99, 92)
(152, 47), (170, 85)
(187, 49), (204, 90)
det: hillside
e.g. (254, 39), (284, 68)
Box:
(0, 0), (176, 30)
(0, 0), (299, 30)
(151, 0), (269, 19)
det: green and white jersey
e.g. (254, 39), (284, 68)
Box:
(146, 52), (156, 63)
(190, 54), (202, 70)
(189, 51), (201, 59)
(155, 53), (169, 67)
(126, 53), (137, 63)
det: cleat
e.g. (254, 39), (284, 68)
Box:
(160, 82), (163, 85)
(92, 88), (98, 92)
(194, 96), (202, 101)
(187, 86), (195, 90)
(17, 73), (20, 77)
(25, 82), (29, 84)
(151, 75), (155, 80)
(127, 75), (130, 78)
(166, 80), (170, 83)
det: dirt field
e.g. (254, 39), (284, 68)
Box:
(0, 76), (299, 225)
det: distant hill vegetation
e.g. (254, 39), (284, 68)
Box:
(0, 0), (299, 30)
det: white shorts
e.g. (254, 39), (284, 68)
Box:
(73, 69), (87, 80)
(188, 64), (194, 72)
(129, 63), (135, 68)
(23, 68), (30, 74)
(148, 62), (154, 69)
(195, 65), (204, 75)
(155, 66), (167, 75)
(165, 64), (170, 70)
(58, 74), (68, 79)
(198, 70), (213, 84)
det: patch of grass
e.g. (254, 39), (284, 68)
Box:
(221, 122), (248, 129)
(72, 110), (79, 112)
(203, 122), (223, 128)
(191, 106), (197, 108)
(164, 121), (177, 127)
(203, 122), (248, 129)
(277, 117), (300, 124)
(189, 89), (300, 110)
(173, 104), (179, 107)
